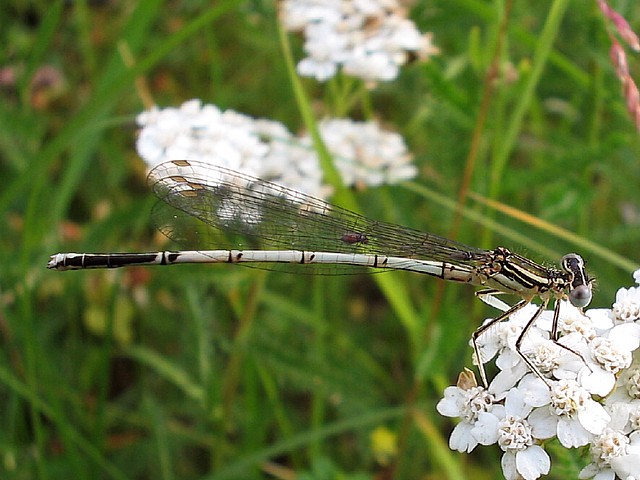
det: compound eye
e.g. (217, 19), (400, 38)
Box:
(569, 284), (592, 308)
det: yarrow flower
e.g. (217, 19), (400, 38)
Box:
(136, 99), (416, 199)
(280, 0), (438, 82)
(438, 269), (640, 479)
(613, 284), (640, 322)
(525, 376), (610, 448)
(472, 388), (551, 480)
(436, 369), (497, 453)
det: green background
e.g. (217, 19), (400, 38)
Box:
(1, 1), (639, 478)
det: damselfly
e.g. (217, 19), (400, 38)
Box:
(48, 159), (593, 387)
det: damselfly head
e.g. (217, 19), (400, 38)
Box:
(561, 253), (592, 308)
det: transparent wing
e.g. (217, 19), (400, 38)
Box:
(147, 160), (490, 270)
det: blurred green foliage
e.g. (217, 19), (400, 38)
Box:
(1, 1), (639, 479)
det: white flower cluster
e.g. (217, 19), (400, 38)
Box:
(136, 99), (416, 199)
(437, 272), (640, 480)
(305, 118), (417, 187)
(280, 0), (438, 82)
